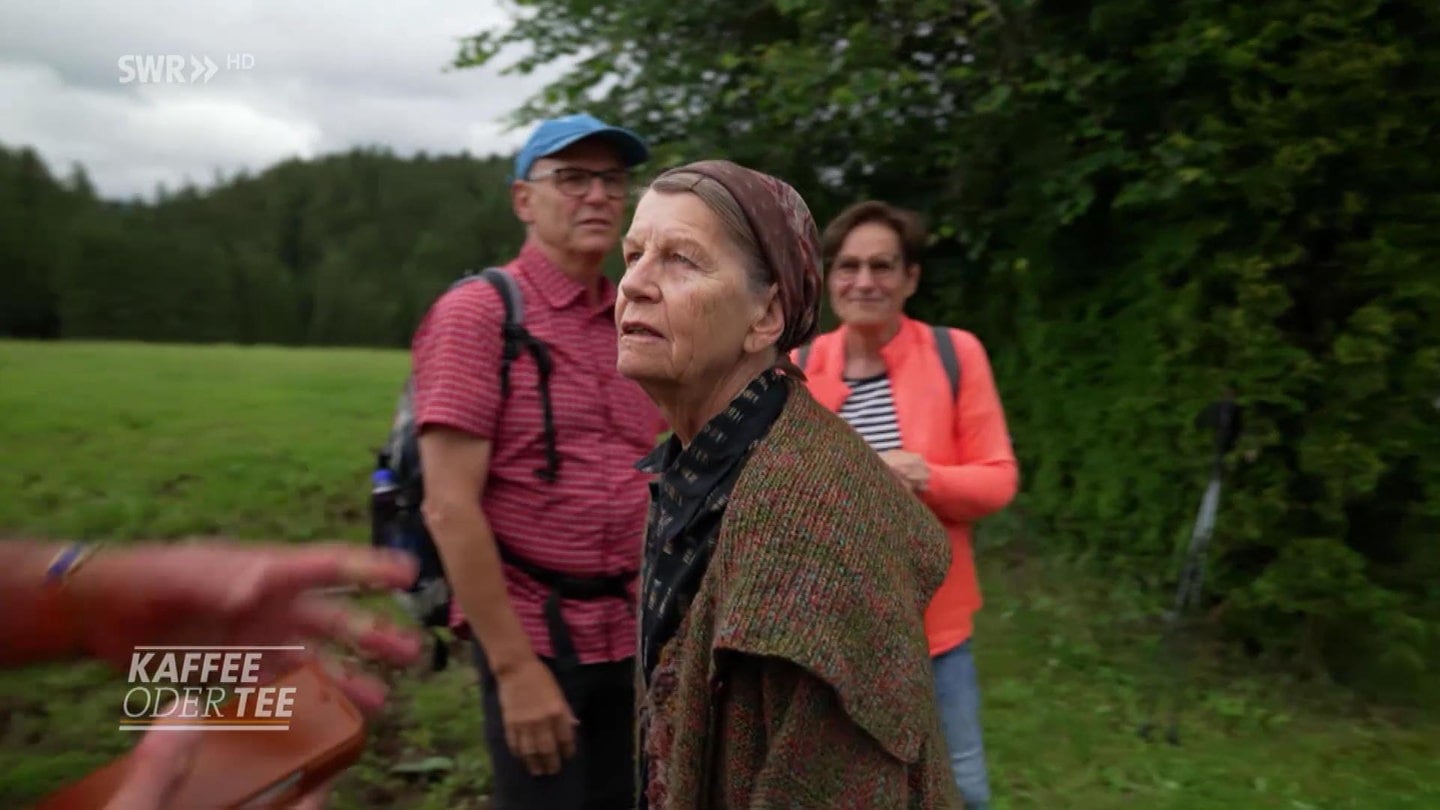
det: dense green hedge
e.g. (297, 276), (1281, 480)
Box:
(460, 0), (1440, 687)
(938, 0), (1440, 688)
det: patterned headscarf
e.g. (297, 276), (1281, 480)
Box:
(652, 160), (823, 372)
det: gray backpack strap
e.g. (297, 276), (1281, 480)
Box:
(796, 342), (813, 371)
(477, 266), (524, 328)
(447, 266), (523, 326)
(932, 324), (961, 402)
(473, 266), (560, 483)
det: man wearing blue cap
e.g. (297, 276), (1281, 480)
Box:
(410, 113), (661, 809)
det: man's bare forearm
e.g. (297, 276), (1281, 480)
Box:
(424, 498), (536, 675)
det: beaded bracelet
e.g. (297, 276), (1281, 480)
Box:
(30, 542), (103, 660)
(45, 541), (99, 588)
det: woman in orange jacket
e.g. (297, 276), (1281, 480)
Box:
(792, 200), (1019, 810)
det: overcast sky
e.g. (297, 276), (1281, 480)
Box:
(0, 0), (563, 200)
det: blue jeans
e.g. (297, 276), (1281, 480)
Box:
(933, 639), (991, 809)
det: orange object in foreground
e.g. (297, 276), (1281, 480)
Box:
(35, 659), (365, 809)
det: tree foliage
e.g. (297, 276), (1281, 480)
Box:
(458, 0), (1440, 687)
(0, 145), (525, 349)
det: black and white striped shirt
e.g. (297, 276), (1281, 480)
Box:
(838, 373), (902, 451)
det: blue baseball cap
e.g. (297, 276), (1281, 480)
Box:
(512, 113), (650, 182)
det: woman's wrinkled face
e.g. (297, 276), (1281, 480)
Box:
(827, 221), (919, 330)
(616, 191), (779, 391)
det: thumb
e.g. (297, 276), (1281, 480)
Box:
(103, 721), (203, 809)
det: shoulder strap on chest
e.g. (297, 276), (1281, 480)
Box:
(449, 266), (524, 325)
(464, 267), (533, 398)
(458, 266), (560, 483)
(799, 327), (959, 400)
(932, 324), (961, 402)
(476, 266), (525, 328)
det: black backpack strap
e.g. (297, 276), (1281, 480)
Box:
(932, 324), (961, 402)
(496, 544), (636, 675)
(477, 267), (561, 483)
(476, 267), (525, 396)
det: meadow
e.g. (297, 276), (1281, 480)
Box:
(0, 339), (1435, 808)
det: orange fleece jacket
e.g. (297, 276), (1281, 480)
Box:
(792, 315), (1020, 655)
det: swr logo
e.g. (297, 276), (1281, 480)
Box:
(117, 54), (253, 84)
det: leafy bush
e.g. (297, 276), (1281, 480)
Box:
(459, 0), (1440, 688)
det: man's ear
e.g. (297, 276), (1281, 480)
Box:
(512, 181), (533, 225)
(745, 286), (785, 354)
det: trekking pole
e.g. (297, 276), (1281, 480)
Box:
(1137, 393), (1242, 745)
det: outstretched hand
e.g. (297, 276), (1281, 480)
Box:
(46, 540), (428, 810)
(68, 540), (423, 712)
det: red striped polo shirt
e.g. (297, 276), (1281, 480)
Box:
(410, 240), (662, 665)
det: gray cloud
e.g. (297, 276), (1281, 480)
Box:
(0, 0), (571, 199)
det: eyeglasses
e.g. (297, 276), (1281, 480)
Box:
(830, 256), (905, 278)
(526, 166), (632, 199)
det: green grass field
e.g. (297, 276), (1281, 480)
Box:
(1, 339), (1436, 809)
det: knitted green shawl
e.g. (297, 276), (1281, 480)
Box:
(640, 378), (957, 808)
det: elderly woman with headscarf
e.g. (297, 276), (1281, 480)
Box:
(615, 160), (964, 809)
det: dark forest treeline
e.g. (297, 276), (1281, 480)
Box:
(0, 143), (526, 348)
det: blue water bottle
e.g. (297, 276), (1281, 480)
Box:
(370, 463), (399, 549)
